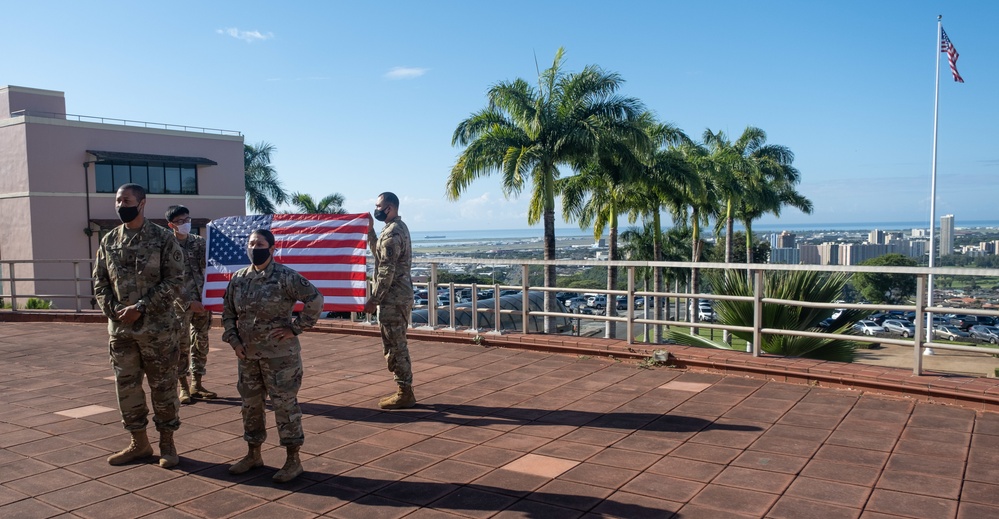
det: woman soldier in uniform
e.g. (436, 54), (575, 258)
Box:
(222, 229), (323, 483)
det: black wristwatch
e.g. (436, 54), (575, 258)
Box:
(135, 301), (147, 314)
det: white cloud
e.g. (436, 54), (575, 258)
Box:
(217, 27), (274, 43)
(385, 67), (428, 80)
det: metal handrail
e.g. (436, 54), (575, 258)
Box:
(412, 258), (999, 376)
(1, 259), (95, 312)
(5, 256), (999, 376)
(10, 110), (242, 136)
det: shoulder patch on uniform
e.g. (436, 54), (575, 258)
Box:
(173, 250), (183, 262)
(300, 277), (310, 286)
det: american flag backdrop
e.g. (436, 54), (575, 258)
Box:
(940, 27), (964, 84)
(202, 213), (369, 312)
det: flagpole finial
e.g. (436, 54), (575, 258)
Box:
(938, 15), (942, 20)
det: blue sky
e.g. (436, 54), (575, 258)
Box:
(3, 1), (996, 233)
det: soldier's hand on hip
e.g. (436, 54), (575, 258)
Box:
(117, 305), (143, 324)
(268, 327), (295, 341)
(189, 301), (206, 313)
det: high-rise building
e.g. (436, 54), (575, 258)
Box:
(767, 231), (797, 250)
(799, 245), (820, 265)
(768, 248), (800, 264)
(868, 229), (884, 245)
(939, 214), (955, 257)
(818, 243), (840, 265)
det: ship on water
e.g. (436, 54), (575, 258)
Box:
(424, 235), (446, 239)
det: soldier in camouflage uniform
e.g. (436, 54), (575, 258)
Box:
(93, 183), (185, 469)
(165, 205), (216, 404)
(364, 192), (416, 410)
(222, 229), (323, 483)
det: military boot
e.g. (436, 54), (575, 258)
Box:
(228, 443), (263, 475)
(158, 430), (179, 468)
(272, 445), (303, 483)
(178, 377), (192, 405)
(192, 374), (217, 399)
(107, 429), (154, 465)
(378, 385), (416, 409)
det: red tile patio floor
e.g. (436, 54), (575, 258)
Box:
(2, 320), (999, 518)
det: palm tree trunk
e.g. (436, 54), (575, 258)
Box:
(652, 212), (663, 343)
(543, 208), (557, 334)
(606, 213), (618, 339)
(690, 209), (701, 336)
(725, 200), (734, 263)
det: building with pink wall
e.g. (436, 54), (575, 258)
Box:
(0, 85), (245, 309)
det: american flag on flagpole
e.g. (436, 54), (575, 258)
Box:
(202, 213), (369, 312)
(941, 27), (964, 83)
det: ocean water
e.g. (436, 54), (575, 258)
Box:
(411, 220), (999, 248)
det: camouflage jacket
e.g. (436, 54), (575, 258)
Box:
(93, 220), (185, 338)
(177, 233), (206, 305)
(221, 261), (323, 359)
(367, 215), (413, 306)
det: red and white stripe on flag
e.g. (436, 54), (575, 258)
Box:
(940, 27), (964, 83)
(202, 213), (369, 313)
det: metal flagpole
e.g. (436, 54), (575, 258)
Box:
(925, 15), (943, 356)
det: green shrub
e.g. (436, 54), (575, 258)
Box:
(24, 298), (55, 309)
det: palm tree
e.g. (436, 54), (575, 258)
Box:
(626, 119), (696, 341)
(244, 142), (288, 214)
(735, 163), (813, 265)
(559, 140), (644, 339)
(289, 192), (347, 214)
(448, 47), (646, 332)
(703, 127), (812, 264)
(676, 142), (723, 332)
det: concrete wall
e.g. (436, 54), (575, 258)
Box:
(0, 86), (66, 116)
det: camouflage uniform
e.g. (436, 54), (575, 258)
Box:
(93, 220), (185, 433)
(368, 215), (414, 387)
(175, 233), (212, 377)
(221, 262), (322, 447)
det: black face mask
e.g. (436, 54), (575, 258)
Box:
(117, 204), (140, 224)
(248, 248), (271, 266)
(373, 208), (388, 222)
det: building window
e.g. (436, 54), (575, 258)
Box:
(95, 161), (198, 194)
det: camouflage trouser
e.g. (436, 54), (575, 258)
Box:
(236, 355), (304, 446)
(379, 304), (412, 387)
(109, 334), (181, 432)
(177, 308), (212, 377)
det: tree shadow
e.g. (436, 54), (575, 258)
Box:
(191, 465), (683, 518)
(298, 401), (764, 434)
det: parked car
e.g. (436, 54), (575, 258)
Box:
(969, 325), (999, 344)
(616, 296), (628, 310)
(949, 315), (979, 331)
(588, 296), (607, 309)
(564, 297), (588, 311)
(852, 320), (885, 336)
(933, 325), (971, 341)
(867, 312), (891, 325)
(976, 315), (997, 326)
(882, 319), (916, 338)
(698, 308), (717, 322)
(556, 292), (580, 305)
